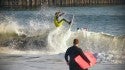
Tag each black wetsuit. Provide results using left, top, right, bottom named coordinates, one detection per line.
left=65, top=46, right=90, bottom=70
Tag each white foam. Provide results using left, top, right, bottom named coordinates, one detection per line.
left=0, top=17, right=19, bottom=34
left=47, top=27, right=72, bottom=54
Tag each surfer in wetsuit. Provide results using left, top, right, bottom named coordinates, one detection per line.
left=65, top=39, right=91, bottom=70
left=54, top=11, right=71, bottom=27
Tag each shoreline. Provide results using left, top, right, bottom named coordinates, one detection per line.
left=0, top=53, right=125, bottom=70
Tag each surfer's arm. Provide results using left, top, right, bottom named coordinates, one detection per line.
left=79, top=49, right=90, bottom=64
left=58, top=13, right=64, bottom=17
left=65, top=49, right=69, bottom=63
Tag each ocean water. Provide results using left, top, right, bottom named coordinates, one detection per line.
left=0, top=54, right=125, bottom=70
left=0, top=5, right=125, bottom=70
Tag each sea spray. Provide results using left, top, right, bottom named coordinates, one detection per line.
left=0, top=16, right=19, bottom=34
left=0, top=6, right=125, bottom=64
left=47, top=26, right=72, bottom=53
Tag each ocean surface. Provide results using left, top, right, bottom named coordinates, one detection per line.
left=0, top=5, right=125, bottom=70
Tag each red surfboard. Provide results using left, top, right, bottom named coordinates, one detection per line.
left=75, top=51, right=96, bottom=69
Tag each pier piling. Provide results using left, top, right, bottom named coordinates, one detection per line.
left=0, top=0, right=125, bottom=8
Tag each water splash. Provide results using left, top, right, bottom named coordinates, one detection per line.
left=0, top=6, right=125, bottom=64
left=47, top=27, right=72, bottom=53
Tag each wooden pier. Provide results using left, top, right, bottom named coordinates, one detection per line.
left=0, top=0, right=42, bottom=9
left=47, top=0, right=125, bottom=6
left=0, top=0, right=125, bottom=8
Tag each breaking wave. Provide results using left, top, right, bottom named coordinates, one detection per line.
left=0, top=8, right=125, bottom=64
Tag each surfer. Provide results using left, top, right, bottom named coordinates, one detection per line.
left=65, top=39, right=91, bottom=70
left=54, top=11, right=71, bottom=27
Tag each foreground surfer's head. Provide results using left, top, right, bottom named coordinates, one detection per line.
left=73, top=39, right=79, bottom=46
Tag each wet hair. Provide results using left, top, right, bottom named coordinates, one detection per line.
left=73, top=39, right=79, bottom=44
left=55, top=12, right=60, bottom=15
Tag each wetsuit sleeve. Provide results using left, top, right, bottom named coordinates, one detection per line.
left=58, top=13, right=64, bottom=17
left=65, top=49, right=69, bottom=62
left=79, top=48, right=90, bottom=63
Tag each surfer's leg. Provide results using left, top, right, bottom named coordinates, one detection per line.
left=59, top=19, right=71, bottom=25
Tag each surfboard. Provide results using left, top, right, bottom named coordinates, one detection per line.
left=75, top=51, right=96, bottom=69
left=69, top=15, right=74, bottom=29
left=62, top=14, right=74, bottom=30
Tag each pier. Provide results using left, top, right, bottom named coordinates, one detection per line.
left=0, top=0, right=42, bottom=9
left=47, top=0, right=125, bottom=6
left=0, top=0, right=125, bottom=8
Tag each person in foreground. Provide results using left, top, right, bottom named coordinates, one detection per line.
left=65, top=39, right=91, bottom=70
left=54, top=11, right=71, bottom=27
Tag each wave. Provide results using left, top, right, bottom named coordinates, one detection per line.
left=0, top=9, right=125, bottom=64
left=0, top=23, right=125, bottom=64
left=0, top=27, right=124, bottom=51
